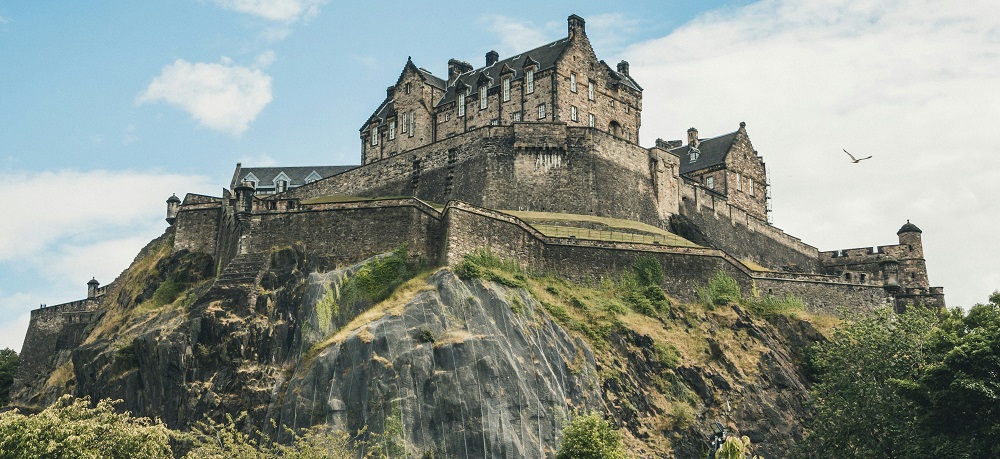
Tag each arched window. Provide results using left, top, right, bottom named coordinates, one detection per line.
left=608, top=120, right=622, bottom=137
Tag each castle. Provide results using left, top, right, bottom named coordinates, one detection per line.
left=15, top=14, right=944, bottom=399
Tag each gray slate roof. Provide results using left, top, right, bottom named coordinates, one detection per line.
left=237, top=165, right=358, bottom=189
left=437, top=38, right=573, bottom=107
left=672, top=131, right=739, bottom=175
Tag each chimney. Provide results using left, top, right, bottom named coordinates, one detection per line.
left=687, top=127, right=699, bottom=147
left=568, top=14, right=586, bottom=39
left=448, top=59, right=473, bottom=85
left=386, top=86, right=395, bottom=99
left=617, top=60, right=630, bottom=76
left=486, top=50, right=499, bottom=66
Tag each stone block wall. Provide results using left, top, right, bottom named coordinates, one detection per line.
left=173, top=196, right=222, bottom=255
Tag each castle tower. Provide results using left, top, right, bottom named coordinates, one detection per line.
left=896, top=220, right=929, bottom=289
left=234, top=181, right=256, bottom=214
left=166, top=194, right=181, bottom=225
left=87, top=278, right=100, bottom=299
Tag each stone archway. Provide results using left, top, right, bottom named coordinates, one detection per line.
left=608, top=120, right=622, bottom=137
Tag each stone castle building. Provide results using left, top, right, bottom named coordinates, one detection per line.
left=16, top=14, right=945, bottom=404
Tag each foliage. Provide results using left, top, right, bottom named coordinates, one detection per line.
left=795, top=306, right=940, bottom=458
left=453, top=249, right=527, bottom=288
left=183, top=412, right=356, bottom=459
left=747, top=293, right=804, bottom=318
left=632, top=256, right=664, bottom=287
left=415, top=327, right=435, bottom=344
left=700, top=271, right=742, bottom=307
left=555, top=411, right=627, bottom=459
left=0, top=348, right=18, bottom=406
left=316, top=247, right=413, bottom=333
left=653, top=343, right=680, bottom=369
left=716, top=435, right=763, bottom=459
left=0, top=395, right=173, bottom=459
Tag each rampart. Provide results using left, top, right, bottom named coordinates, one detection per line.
left=673, top=178, right=819, bottom=271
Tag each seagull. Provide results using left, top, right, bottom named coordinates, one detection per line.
left=843, top=149, right=872, bottom=163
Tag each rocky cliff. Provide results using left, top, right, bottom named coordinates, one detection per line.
left=12, top=230, right=827, bottom=457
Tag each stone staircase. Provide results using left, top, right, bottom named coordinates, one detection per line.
left=205, top=252, right=269, bottom=305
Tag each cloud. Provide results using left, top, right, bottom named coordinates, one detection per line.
left=625, top=0, right=1000, bottom=308
left=137, top=53, right=274, bottom=135
left=212, top=0, right=326, bottom=23
left=581, top=13, right=642, bottom=55
left=480, top=15, right=561, bottom=57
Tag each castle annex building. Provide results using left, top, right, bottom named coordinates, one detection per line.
left=17, top=14, right=945, bottom=404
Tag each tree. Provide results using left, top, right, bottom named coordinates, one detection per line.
left=0, top=348, right=17, bottom=406
left=556, top=411, right=627, bottom=459
left=796, top=306, right=939, bottom=458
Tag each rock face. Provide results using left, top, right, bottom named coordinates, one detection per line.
left=13, top=241, right=822, bottom=457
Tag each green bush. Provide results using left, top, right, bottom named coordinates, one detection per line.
left=749, top=293, right=804, bottom=317
left=453, top=249, right=528, bottom=288
left=702, top=270, right=742, bottom=306
left=556, top=411, right=627, bottom=459
left=632, top=256, right=664, bottom=287
left=653, top=343, right=681, bottom=369
left=0, top=348, right=18, bottom=406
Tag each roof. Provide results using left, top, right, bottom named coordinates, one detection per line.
left=601, top=60, right=642, bottom=92
left=437, top=37, right=573, bottom=107
left=897, top=220, right=922, bottom=234
left=672, top=131, right=740, bottom=175
left=237, top=166, right=358, bottom=188
left=417, top=67, right=446, bottom=90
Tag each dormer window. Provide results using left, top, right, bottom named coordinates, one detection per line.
left=304, top=171, right=322, bottom=184
left=479, top=85, right=488, bottom=109
left=689, top=147, right=700, bottom=163
left=273, top=172, right=291, bottom=193
left=570, top=73, right=577, bottom=92
left=526, top=69, right=534, bottom=94
left=458, top=92, right=466, bottom=117
left=502, top=77, right=511, bottom=102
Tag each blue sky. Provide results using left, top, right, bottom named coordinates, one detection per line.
left=2, top=0, right=998, bottom=351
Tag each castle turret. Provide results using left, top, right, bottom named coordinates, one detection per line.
left=87, top=278, right=100, bottom=299
left=166, top=194, right=181, bottom=225
left=897, top=220, right=923, bottom=257
left=896, top=220, right=930, bottom=290
left=687, top=127, right=699, bottom=147
left=234, top=180, right=256, bottom=214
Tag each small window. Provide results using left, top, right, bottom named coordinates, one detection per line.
left=405, top=82, right=411, bottom=94
left=401, top=113, right=408, bottom=133
left=571, top=105, right=578, bottom=122
left=588, top=81, right=594, bottom=100
left=512, top=111, right=521, bottom=122
left=491, top=118, right=499, bottom=126
left=408, top=112, right=415, bottom=137
left=736, top=172, right=742, bottom=192
left=479, top=85, right=488, bottom=109
left=502, top=77, right=511, bottom=102
left=845, top=273, right=852, bottom=281
left=706, top=176, right=714, bottom=189
left=526, top=69, right=534, bottom=93
left=588, top=113, right=595, bottom=127
left=389, top=120, right=396, bottom=140
left=689, top=148, right=699, bottom=163
left=275, top=179, right=289, bottom=193
left=371, top=126, right=378, bottom=146
left=458, top=93, right=466, bottom=117
left=537, top=103, right=546, bottom=119
left=748, top=179, right=754, bottom=196
left=860, top=273, right=867, bottom=282
left=445, top=113, right=451, bottom=121
left=625, top=105, right=630, bottom=114
left=570, top=73, right=577, bottom=92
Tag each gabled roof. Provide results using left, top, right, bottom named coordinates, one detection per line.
left=601, top=60, right=642, bottom=92
left=436, top=37, right=573, bottom=107
left=672, top=131, right=740, bottom=175
left=237, top=166, right=358, bottom=189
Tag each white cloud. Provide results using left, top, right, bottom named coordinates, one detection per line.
left=626, top=0, right=1000, bottom=308
left=581, top=13, right=642, bottom=55
left=137, top=54, right=274, bottom=135
left=238, top=153, right=278, bottom=167
left=480, top=15, right=561, bottom=57
left=212, top=0, right=326, bottom=23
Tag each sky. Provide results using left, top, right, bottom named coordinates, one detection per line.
left=1, top=0, right=998, bottom=351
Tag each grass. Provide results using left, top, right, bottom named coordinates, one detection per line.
left=499, top=210, right=700, bottom=248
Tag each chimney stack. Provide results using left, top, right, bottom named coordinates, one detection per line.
left=617, top=60, right=630, bottom=76
left=687, top=127, right=699, bottom=147
left=386, top=86, right=395, bottom=99
left=568, top=14, right=586, bottom=39
left=448, top=59, right=473, bottom=85
left=486, top=50, right=499, bottom=66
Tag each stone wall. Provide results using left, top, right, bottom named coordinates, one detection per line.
left=10, top=299, right=102, bottom=405
left=173, top=195, right=222, bottom=255
left=674, top=180, right=819, bottom=271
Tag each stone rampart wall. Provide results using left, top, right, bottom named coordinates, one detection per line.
left=173, top=200, right=221, bottom=255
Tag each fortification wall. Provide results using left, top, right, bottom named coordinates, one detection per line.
left=246, top=199, right=444, bottom=266
left=173, top=197, right=221, bottom=255
left=11, top=299, right=102, bottom=405
left=753, top=278, right=890, bottom=316
left=674, top=181, right=819, bottom=271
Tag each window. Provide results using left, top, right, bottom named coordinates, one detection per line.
left=389, top=120, right=396, bottom=140
left=588, top=113, right=595, bottom=127
left=706, top=176, right=714, bottom=189
left=401, top=113, right=408, bottom=133
left=588, top=81, right=594, bottom=100
left=571, top=105, right=578, bottom=122
left=689, top=148, right=700, bottom=163
left=526, top=69, right=534, bottom=93
left=408, top=112, right=415, bottom=137
left=748, top=178, right=754, bottom=196
left=479, top=85, right=487, bottom=109
left=537, top=103, right=546, bottom=119
left=275, top=180, right=288, bottom=193
left=736, top=172, right=742, bottom=192
left=405, top=82, right=411, bottom=94
left=502, top=77, right=510, bottom=102
left=491, top=118, right=499, bottom=126
left=625, top=105, right=630, bottom=114
left=512, top=111, right=521, bottom=122
left=570, top=73, right=577, bottom=92
left=445, top=113, right=451, bottom=121
left=371, top=126, right=378, bottom=146
left=458, top=92, right=466, bottom=117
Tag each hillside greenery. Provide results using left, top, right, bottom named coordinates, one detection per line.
left=0, top=348, right=18, bottom=406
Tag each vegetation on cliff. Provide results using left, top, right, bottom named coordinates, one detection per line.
left=0, top=348, right=18, bottom=406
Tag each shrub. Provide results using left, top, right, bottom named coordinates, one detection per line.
left=703, top=270, right=742, bottom=306
left=416, top=327, right=435, bottom=343
left=653, top=343, right=681, bottom=369
left=632, top=256, right=664, bottom=287
left=749, top=293, right=805, bottom=317
left=556, top=411, right=627, bottom=459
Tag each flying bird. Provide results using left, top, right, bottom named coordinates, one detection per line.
left=843, top=149, right=872, bottom=163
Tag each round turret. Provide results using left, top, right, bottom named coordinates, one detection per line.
left=896, top=219, right=924, bottom=259
left=87, top=278, right=100, bottom=299
left=166, top=194, right=181, bottom=225
left=234, top=180, right=256, bottom=214
left=896, top=220, right=922, bottom=235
